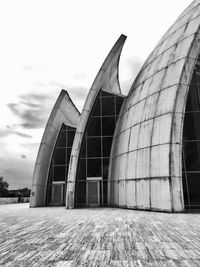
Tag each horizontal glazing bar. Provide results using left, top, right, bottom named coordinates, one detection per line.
left=80, top=157, right=110, bottom=160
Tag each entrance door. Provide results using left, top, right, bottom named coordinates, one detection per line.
left=52, top=183, right=64, bottom=206
left=87, top=180, right=100, bottom=207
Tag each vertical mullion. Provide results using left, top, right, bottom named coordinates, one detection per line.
left=65, top=127, right=67, bottom=183
left=52, top=157, right=55, bottom=203
left=195, top=70, right=200, bottom=107
left=100, top=91, right=104, bottom=206
left=86, top=126, right=88, bottom=207
left=65, top=127, right=68, bottom=204
left=114, top=95, right=117, bottom=123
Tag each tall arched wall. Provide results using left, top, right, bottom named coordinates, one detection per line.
left=66, top=35, right=126, bottom=208
left=109, top=0, right=200, bottom=212
left=30, top=90, right=80, bottom=207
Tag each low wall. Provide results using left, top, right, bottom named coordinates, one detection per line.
left=0, top=197, right=30, bottom=204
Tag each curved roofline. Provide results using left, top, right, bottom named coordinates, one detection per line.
left=108, top=2, right=200, bottom=212
left=92, top=34, right=127, bottom=94
left=60, top=89, right=81, bottom=116
left=66, top=34, right=127, bottom=209
left=30, top=89, right=80, bottom=207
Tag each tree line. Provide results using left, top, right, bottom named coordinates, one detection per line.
left=0, top=179, right=31, bottom=198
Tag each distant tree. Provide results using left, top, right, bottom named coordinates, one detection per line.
left=18, top=187, right=31, bottom=197
left=0, top=180, right=9, bottom=197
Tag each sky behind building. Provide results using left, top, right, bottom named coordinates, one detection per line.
left=0, top=0, right=192, bottom=189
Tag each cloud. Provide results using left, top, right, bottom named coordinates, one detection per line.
left=7, top=93, right=51, bottom=129
left=20, top=142, right=39, bottom=150
left=35, top=82, right=89, bottom=111
left=120, top=56, right=143, bottom=94
left=70, top=86, right=88, bottom=99
left=46, top=82, right=89, bottom=102
left=126, top=57, right=143, bottom=75
left=14, top=131, right=32, bottom=138
left=22, top=65, right=33, bottom=71
left=32, top=81, right=89, bottom=112
left=20, top=142, right=39, bottom=147
left=73, top=73, right=87, bottom=80
left=0, top=126, right=32, bottom=139
left=49, top=81, right=67, bottom=89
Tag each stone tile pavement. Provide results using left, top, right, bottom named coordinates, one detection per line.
left=0, top=204, right=200, bottom=266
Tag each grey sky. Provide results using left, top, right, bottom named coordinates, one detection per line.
left=0, top=0, right=192, bottom=189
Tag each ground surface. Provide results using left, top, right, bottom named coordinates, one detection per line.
left=0, top=204, right=200, bottom=267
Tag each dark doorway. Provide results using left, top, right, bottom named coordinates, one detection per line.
left=51, top=183, right=65, bottom=206
left=87, top=179, right=100, bottom=207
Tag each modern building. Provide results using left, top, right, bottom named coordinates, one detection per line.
left=30, top=0, right=200, bottom=212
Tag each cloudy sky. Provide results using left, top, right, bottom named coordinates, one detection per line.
left=0, top=0, right=192, bottom=189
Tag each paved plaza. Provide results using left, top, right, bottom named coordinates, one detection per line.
left=0, top=204, right=200, bottom=266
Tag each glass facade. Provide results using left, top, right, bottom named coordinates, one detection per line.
left=46, top=124, right=76, bottom=206
left=75, top=90, right=124, bottom=207
left=182, top=59, right=200, bottom=209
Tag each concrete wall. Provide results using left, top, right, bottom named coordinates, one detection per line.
left=30, top=90, right=80, bottom=207
left=66, top=35, right=126, bottom=208
left=109, top=0, right=200, bottom=212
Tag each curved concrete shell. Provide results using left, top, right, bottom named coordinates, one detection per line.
left=109, top=0, right=200, bottom=212
left=66, top=34, right=127, bottom=208
left=30, top=90, right=80, bottom=207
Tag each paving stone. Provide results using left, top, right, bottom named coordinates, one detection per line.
left=1, top=204, right=200, bottom=266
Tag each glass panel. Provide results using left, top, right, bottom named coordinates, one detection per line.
left=103, top=137, right=113, bottom=157
left=87, top=137, right=101, bottom=158
left=101, top=97, right=115, bottom=116
left=67, top=131, right=75, bottom=147
left=116, top=96, right=124, bottom=115
left=182, top=172, right=189, bottom=208
left=183, top=141, right=200, bottom=171
left=196, top=73, right=200, bottom=85
left=53, top=166, right=66, bottom=181
left=101, top=91, right=113, bottom=97
left=67, top=126, right=76, bottom=131
left=62, top=125, right=67, bottom=130
left=56, top=131, right=66, bottom=147
left=87, top=159, right=102, bottom=177
left=75, top=181, right=86, bottom=206
left=65, top=165, right=69, bottom=179
left=103, top=181, right=107, bottom=205
left=91, top=98, right=100, bottom=116
left=54, top=148, right=66, bottom=165
left=102, top=116, right=115, bottom=136
left=185, top=85, right=200, bottom=112
left=88, top=181, right=99, bottom=205
left=184, top=113, right=200, bottom=140
left=103, top=158, right=109, bottom=180
left=52, top=184, right=63, bottom=204
left=79, top=139, right=86, bottom=158
left=77, top=159, right=86, bottom=181
left=87, top=117, right=101, bottom=136
left=185, top=173, right=200, bottom=208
